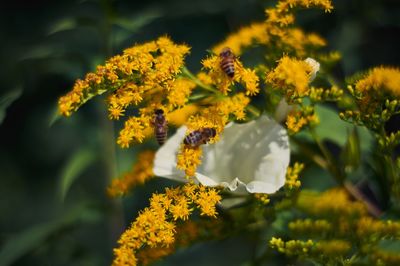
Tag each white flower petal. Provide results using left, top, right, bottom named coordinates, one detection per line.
left=153, top=115, right=290, bottom=194
left=305, top=57, right=320, bottom=82
left=153, top=126, right=187, bottom=181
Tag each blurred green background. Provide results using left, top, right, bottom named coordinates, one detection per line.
left=0, top=0, right=399, bottom=265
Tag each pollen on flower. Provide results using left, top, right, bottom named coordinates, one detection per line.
left=107, top=150, right=155, bottom=197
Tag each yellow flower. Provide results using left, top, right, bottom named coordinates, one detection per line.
left=315, top=240, right=351, bottom=256
left=297, top=188, right=368, bottom=218
left=286, top=108, right=318, bottom=134
left=167, top=104, right=199, bottom=126
left=355, top=66, right=400, bottom=97
left=177, top=146, right=203, bottom=177
left=266, top=55, right=313, bottom=97
left=285, top=162, right=304, bottom=189
left=201, top=55, right=260, bottom=96
left=117, top=115, right=151, bottom=148
left=167, top=78, right=196, bottom=107
left=192, top=188, right=221, bottom=217
left=213, top=22, right=270, bottom=55
left=107, top=150, right=155, bottom=197
left=288, top=219, right=332, bottom=235
left=169, top=197, right=191, bottom=220
left=112, top=184, right=221, bottom=266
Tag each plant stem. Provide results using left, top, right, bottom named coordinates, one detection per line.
left=309, top=126, right=345, bottom=185
left=181, top=66, right=220, bottom=94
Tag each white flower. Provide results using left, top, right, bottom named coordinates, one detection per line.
left=305, top=57, right=320, bottom=82
left=153, top=115, right=290, bottom=194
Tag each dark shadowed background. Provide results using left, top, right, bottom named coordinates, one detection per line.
left=0, top=0, right=399, bottom=265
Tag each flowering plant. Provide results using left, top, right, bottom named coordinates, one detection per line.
left=57, top=0, right=400, bottom=265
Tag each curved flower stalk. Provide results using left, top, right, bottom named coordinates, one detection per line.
left=153, top=115, right=290, bottom=194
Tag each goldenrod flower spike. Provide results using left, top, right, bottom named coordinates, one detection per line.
left=153, top=115, right=290, bottom=194
left=355, top=66, right=400, bottom=97
left=58, top=36, right=190, bottom=117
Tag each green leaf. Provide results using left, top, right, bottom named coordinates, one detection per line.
left=0, top=87, right=22, bottom=125
left=314, top=104, right=372, bottom=151
left=59, top=148, right=97, bottom=201
left=48, top=103, right=62, bottom=127
left=47, top=18, right=78, bottom=35
left=112, top=9, right=162, bottom=32
left=0, top=203, right=100, bottom=266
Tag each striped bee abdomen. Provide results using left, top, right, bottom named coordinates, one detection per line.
left=219, top=47, right=235, bottom=78
left=183, top=127, right=216, bottom=147
left=183, top=130, right=203, bottom=147
left=153, top=109, right=168, bottom=146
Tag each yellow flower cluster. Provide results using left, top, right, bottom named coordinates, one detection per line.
left=314, top=240, right=351, bottom=257
left=266, top=55, right=314, bottom=99
left=136, top=218, right=224, bottom=265
left=117, top=115, right=151, bottom=148
left=308, top=86, right=344, bottom=102
left=59, top=36, right=190, bottom=117
left=107, top=150, right=155, bottom=197
left=356, top=217, right=400, bottom=239
left=177, top=146, right=203, bottom=177
left=213, top=22, right=269, bottom=55
left=288, top=219, right=332, bottom=235
left=285, top=162, right=304, bottom=189
left=274, top=188, right=400, bottom=264
left=167, top=78, right=197, bottom=107
left=297, top=188, right=368, bottom=218
left=266, top=0, right=333, bottom=27
left=212, top=0, right=332, bottom=58
left=166, top=104, right=199, bottom=126
left=112, top=183, right=221, bottom=266
left=270, top=237, right=351, bottom=259
left=372, top=249, right=400, bottom=266
left=270, top=237, right=314, bottom=256
left=355, top=66, right=400, bottom=97
left=201, top=55, right=259, bottom=95
left=342, top=67, right=400, bottom=130
left=286, top=107, right=319, bottom=134
left=254, top=193, right=270, bottom=205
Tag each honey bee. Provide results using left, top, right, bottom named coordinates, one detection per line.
left=219, top=47, right=235, bottom=78
left=153, top=109, right=168, bottom=145
left=184, top=127, right=216, bottom=147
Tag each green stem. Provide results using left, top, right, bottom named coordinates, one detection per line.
left=309, top=126, right=344, bottom=185
left=181, top=66, right=220, bottom=94
left=247, top=104, right=261, bottom=117
left=309, top=125, right=382, bottom=216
